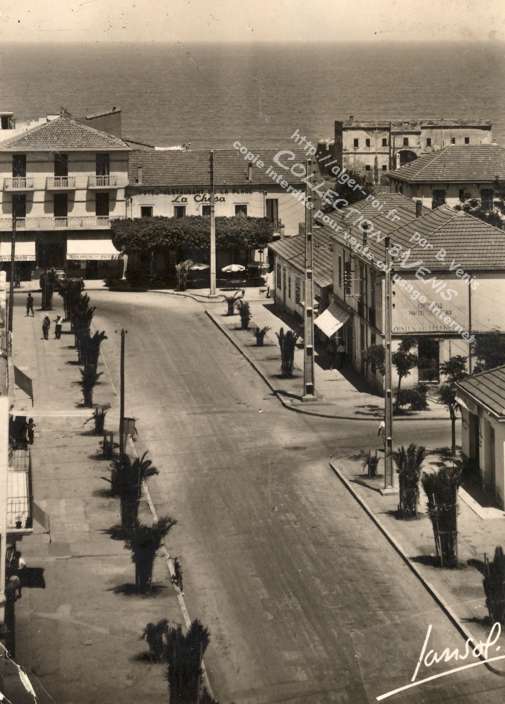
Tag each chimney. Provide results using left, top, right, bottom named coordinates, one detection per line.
left=137, top=166, right=143, bottom=185
left=415, top=200, right=423, bottom=217
left=247, top=163, right=253, bottom=182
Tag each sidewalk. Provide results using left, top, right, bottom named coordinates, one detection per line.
left=11, top=299, right=182, bottom=704
left=331, top=453, right=505, bottom=667
left=205, top=291, right=449, bottom=422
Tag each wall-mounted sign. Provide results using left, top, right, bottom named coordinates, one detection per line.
left=172, top=194, right=226, bottom=204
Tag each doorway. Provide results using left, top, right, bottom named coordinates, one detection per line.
left=418, top=338, right=439, bottom=382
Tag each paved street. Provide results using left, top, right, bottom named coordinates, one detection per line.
left=89, top=290, right=504, bottom=704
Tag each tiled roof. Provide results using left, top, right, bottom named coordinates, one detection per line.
left=387, top=144, right=505, bottom=183
left=0, top=116, right=130, bottom=151
left=128, top=149, right=307, bottom=188
left=268, top=230, right=334, bottom=288
left=317, top=194, right=505, bottom=272
left=457, top=366, right=505, bottom=419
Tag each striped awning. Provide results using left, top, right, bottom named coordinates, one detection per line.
left=0, top=235, right=35, bottom=261
left=67, top=236, right=120, bottom=261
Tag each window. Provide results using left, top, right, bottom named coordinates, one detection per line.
left=1, top=116, right=10, bottom=130
left=459, top=189, right=465, bottom=203
left=95, top=192, right=110, bottom=217
left=382, top=138, right=388, bottom=147
left=54, top=153, right=68, bottom=177
left=465, top=137, right=470, bottom=145
left=481, top=189, right=494, bottom=210
left=12, top=194, right=26, bottom=218
left=295, top=278, right=301, bottom=304
left=266, top=198, right=279, bottom=225
left=403, top=137, right=409, bottom=147
left=426, top=137, right=432, bottom=147
left=96, top=153, right=110, bottom=176
left=174, top=205, right=186, bottom=218
left=338, top=256, right=342, bottom=288
left=381, top=164, right=387, bottom=171
left=451, top=137, right=456, bottom=145
left=12, top=154, right=26, bottom=178
left=235, top=204, right=248, bottom=217
left=432, top=189, right=446, bottom=209
left=141, top=206, right=153, bottom=218
left=53, top=193, right=68, bottom=217
left=353, top=138, right=359, bottom=148
left=202, top=205, right=211, bottom=216
left=365, top=138, right=371, bottom=147
left=365, top=165, right=371, bottom=171
left=276, top=264, right=282, bottom=289
left=288, top=276, right=292, bottom=299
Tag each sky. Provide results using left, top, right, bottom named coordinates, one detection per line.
left=0, top=0, right=504, bottom=43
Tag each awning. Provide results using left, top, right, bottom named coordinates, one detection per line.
left=0, top=235, right=35, bottom=261
left=314, top=302, right=350, bottom=338
left=67, top=236, right=120, bottom=261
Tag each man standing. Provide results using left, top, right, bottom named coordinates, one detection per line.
left=26, top=292, right=34, bottom=317
left=336, top=340, right=346, bottom=369
left=54, top=315, right=63, bottom=339
left=42, top=316, right=50, bottom=340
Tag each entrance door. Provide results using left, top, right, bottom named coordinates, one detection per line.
left=485, top=422, right=496, bottom=494
left=418, top=338, right=439, bottom=382
left=469, top=413, right=480, bottom=469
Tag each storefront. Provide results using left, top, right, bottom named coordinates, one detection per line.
left=0, top=234, right=36, bottom=281
left=66, top=235, right=122, bottom=279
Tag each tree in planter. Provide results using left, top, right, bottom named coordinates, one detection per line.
left=238, top=300, right=251, bottom=330
left=394, top=444, right=426, bottom=519
left=472, top=332, right=505, bottom=373
left=79, top=366, right=102, bottom=407
left=126, top=516, right=177, bottom=593
left=166, top=619, right=218, bottom=704
left=254, top=326, right=270, bottom=346
left=483, top=546, right=505, bottom=626
left=84, top=405, right=109, bottom=435
left=438, top=355, right=467, bottom=456
left=396, top=385, right=429, bottom=411
left=422, top=465, right=462, bottom=567
left=116, top=453, right=159, bottom=534
left=392, top=339, right=418, bottom=412
left=276, top=327, right=299, bottom=377
left=363, top=450, right=379, bottom=478
left=223, top=289, right=244, bottom=316
left=82, top=330, right=108, bottom=369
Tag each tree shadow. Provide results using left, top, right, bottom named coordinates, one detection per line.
left=468, top=558, right=487, bottom=576
left=88, top=452, right=107, bottom=462
left=109, top=583, right=167, bottom=597
left=410, top=554, right=441, bottom=568
left=92, top=487, right=115, bottom=499
left=462, top=615, right=492, bottom=627
left=101, top=524, right=127, bottom=541
left=130, top=651, right=162, bottom=664
left=20, top=567, right=45, bottom=589
left=66, top=360, right=82, bottom=366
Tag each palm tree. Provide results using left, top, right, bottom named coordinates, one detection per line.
left=276, top=327, right=299, bottom=377
left=483, top=547, right=505, bottom=626
left=115, top=452, right=159, bottom=533
left=127, top=516, right=177, bottom=593
left=166, top=619, right=212, bottom=704
left=79, top=366, right=102, bottom=407
left=422, top=465, right=462, bottom=567
left=394, top=444, right=426, bottom=519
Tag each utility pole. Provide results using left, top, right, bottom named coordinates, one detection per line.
left=209, top=150, right=216, bottom=296
left=119, top=329, right=127, bottom=460
left=303, top=159, right=315, bottom=400
left=8, top=214, right=16, bottom=334
left=383, top=237, right=394, bottom=491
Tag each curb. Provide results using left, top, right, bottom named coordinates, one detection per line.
left=328, top=459, right=505, bottom=678
left=149, top=289, right=225, bottom=304
left=205, top=309, right=450, bottom=423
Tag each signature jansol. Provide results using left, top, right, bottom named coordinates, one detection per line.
left=377, top=622, right=504, bottom=701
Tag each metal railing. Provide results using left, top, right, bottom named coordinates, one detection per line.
left=88, top=174, right=119, bottom=188
left=46, top=176, right=76, bottom=189
left=7, top=448, right=32, bottom=532
left=3, top=177, right=34, bottom=191
left=0, top=215, right=111, bottom=230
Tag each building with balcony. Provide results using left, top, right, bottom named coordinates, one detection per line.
left=0, top=112, right=129, bottom=278
left=386, top=144, right=505, bottom=210
left=333, top=117, right=493, bottom=184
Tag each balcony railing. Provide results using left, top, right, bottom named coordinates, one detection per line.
left=7, top=448, right=32, bottom=535
left=3, top=177, right=35, bottom=191
left=0, top=216, right=111, bottom=231
left=88, top=175, right=119, bottom=188
left=46, top=176, right=76, bottom=190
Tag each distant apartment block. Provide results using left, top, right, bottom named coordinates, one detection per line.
left=333, top=117, right=493, bottom=183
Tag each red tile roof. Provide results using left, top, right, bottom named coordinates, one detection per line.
left=0, top=116, right=130, bottom=152
left=387, top=144, right=505, bottom=183
left=128, top=148, right=307, bottom=189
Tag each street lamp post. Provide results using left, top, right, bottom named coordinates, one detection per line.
left=383, top=236, right=394, bottom=491
left=8, top=214, right=16, bottom=335
left=209, top=150, right=216, bottom=296
left=302, top=159, right=316, bottom=400
left=119, top=328, right=127, bottom=460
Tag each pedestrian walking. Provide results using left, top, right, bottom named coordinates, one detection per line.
left=42, top=316, right=50, bottom=340
left=27, top=418, right=36, bottom=445
left=172, top=557, right=184, bottom=594
left=54, top=315, right=63, bottom=339
left=336, top=340, right=346, bottom=369
left=377, top=420, right=385, bottom=440
left=26, top=292, right=34, bottom=317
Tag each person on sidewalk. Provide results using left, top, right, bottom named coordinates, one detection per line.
left=54, top=315, right=63, bottom=339
left=27, top=418, right=36, bottom=445
left=42, top=316, right=50, bottom=340
left=336, top=341, right=346, bottom=369
left=26, top=292, right=34, bottom=317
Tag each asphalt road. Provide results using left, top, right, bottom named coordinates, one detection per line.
left=92, top=290, right=504, bottom=704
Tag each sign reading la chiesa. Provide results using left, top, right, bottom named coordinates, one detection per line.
left=172, top=194, right=226, bottom=203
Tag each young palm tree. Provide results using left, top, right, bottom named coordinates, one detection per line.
left=79, top=366, right=102, bottom=407
left=276, top=327, right=299, bottom=377
left=127, top=516, right=177, bottom=593
left=422, top=465, right=462, bottom=567
left=483, top=547, right=505, bottom=626
left=394, top=444, right=426, bottom=519
left=166, top=619, right=213, bottom=704
left=116, top=452, right=159, bottom=534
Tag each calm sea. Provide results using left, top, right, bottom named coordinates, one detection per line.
left=1, top=41, right=504, bottom=149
